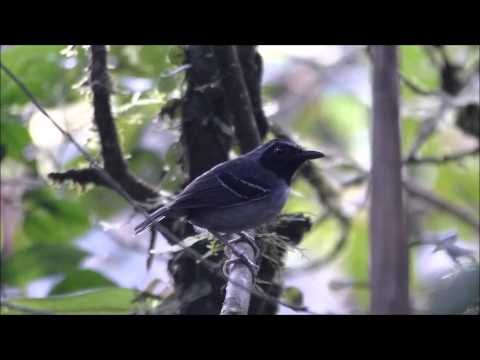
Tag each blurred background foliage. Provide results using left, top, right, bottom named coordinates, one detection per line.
left=1, top=45, right=478, bottom=314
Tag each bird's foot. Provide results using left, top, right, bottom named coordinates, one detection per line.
left=215, top=232, right=260, bottom=279
left=226, top=231, right=261, bottom=260
left=222, top=255, right=260, bottom=279
left=218, top=233, right=258, bottom=278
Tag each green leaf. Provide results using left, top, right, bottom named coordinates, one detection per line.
left=161, top=142, right=186, bottom=192
left=1, top=288, right=138, bottom=315
left=282, top=287, right=304, bottom=307
left=401, top=116, right=421, bottom=154
left=114, top=99, right=163, bottom=152
left=283, top=177, right=322, bottom=216
left=295, top=95, right=369, bottom=159
left=50, top=269, right=116, bottom=295
left=300, top=217, right=340, bottom=256
left=167, top=46, right=185, bottom=66
left=0, top=118, right=32, bottom=161
left=1, top=45, right=84, bottom=107
left=113, top=46, right=178, bottom=93
left=2, top=244, right=87, bottom=287
left=434, top=159, right=479, bottom=212
left=81, top=186, right=128, bottom=219
left=128, top=149, right=164, bottom=185
left=111, top=46, right=170, bottom=78
left=23, top=189, right=90, bottom=244
left=400, top=46, right=440, bottom=97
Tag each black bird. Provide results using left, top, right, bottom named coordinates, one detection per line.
left=135, top=138, right=324, bottom=274
left=134, top=138, right=324, bottom=237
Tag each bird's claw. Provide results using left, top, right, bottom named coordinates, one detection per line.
left=216, top=231, right=260, bottom=279
left=222, top=256, right=260, bottom=279
left=226, top=231, right=261, bottom=260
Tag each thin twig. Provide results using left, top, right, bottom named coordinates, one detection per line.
left=399, top=72, right=438, bottom=96
left=403, top=180, right=480, bottom=230
left=404, top=146, right=480, bottom=165
left=406, top=93, right=451, bottom=160
left=342, top=171, right=480, bottom=231
left=146, top=230, right=158, bottom=270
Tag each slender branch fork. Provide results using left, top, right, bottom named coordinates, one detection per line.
left=0, top=48, right=311, bottom=315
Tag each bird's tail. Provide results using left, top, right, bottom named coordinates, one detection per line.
left=134, top=206, right=169, bottom=236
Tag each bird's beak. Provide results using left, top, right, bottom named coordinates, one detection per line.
left=301, top=150, right=325, bottom=160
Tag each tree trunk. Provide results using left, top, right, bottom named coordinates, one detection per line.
left=369, top=45, right=410, bottom=314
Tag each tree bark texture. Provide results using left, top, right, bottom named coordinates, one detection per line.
left=369, top=45, right=410, bottom=314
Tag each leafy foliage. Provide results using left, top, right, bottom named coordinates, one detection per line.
left=1, top=45, right=86, bottom=106
left=50, top=269, right=116, bottom=295
left=0, top=117, right=32, bottom=162
left=23, top=188, right=91, bottom=244
left=3, top=244, right=87, bottom=286
left=1, top=288, right=138, bottom=315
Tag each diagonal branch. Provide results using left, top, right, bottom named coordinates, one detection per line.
left=404, top=146, right=480, bottom=165
left=399, top=72, right=438, bottom=96
left=405, top=94, right=451, bottom=160
left=403, top=180, right=480, bottom=230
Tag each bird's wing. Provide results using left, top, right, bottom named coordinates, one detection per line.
left=171, top=158, right=272, bottom=211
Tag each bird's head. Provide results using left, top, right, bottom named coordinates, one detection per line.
left=250, top=138, right=325, bottom=183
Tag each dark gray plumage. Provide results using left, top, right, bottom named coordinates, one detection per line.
left=134, top=138, right=324, bottom=236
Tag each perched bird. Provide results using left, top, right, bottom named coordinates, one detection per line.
left=135, top=138, right=324, bottom=238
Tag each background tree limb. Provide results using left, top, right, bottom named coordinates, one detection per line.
left=369, top=45, right=410, bottom=314
left=213, top=46, right=261, bottom=152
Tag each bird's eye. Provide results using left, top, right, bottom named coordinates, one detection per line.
left=274, top=146, right=285, bottom=155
